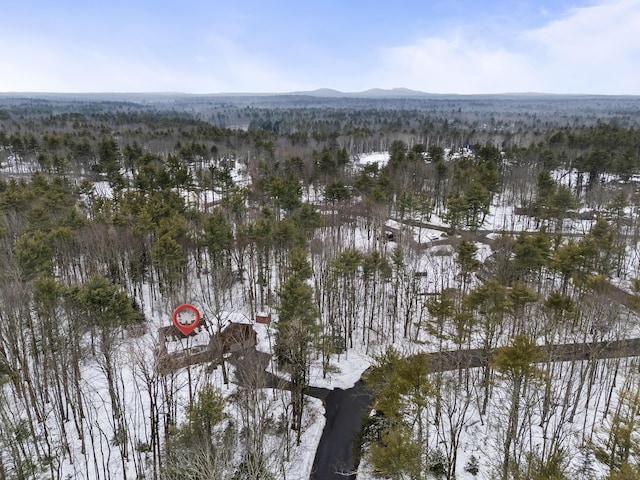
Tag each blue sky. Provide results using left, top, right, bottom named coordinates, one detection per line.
left=1, top=0, right=639, bottom=94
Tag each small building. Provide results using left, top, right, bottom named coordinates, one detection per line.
left=256, top=312, right=272, bottom=324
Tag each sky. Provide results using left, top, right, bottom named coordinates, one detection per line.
left=1, top=0, right=639, bottom=95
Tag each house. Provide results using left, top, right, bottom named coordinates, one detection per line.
left=156, top=320, right=257, bottom=374
left=210, top=322, right=257, bottom=355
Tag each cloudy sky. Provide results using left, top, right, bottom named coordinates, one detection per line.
left=1, top=0, right=639, bottom=94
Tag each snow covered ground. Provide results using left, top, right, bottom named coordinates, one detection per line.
left=355, top=152, right=390, bottom=168
left=4, top=151, right=640, bottom=480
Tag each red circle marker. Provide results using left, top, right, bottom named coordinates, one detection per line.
left=172, top=304, right=200, bottom=336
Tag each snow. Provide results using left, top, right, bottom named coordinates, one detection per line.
left=356, top=356, right=640, bottom=479
left=285, top=396, right=326, bottom=479
left=385, top=218, right=445, bottom=243
left=0, top=153, right=38, bottom=175
left=93, top=181, right=113, bottom=198
left=5, top=150, right=640, bottom=480
left=309, top=348, right=373, bottom=390
left=42, top=281, right=330, bottom=480
left=354, top=151, right=389, bottom=168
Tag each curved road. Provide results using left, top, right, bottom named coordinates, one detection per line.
left=227, top=350, right=371, bottom=479
left=308, top=337, right=640, bottom=480
left=310, top=381, right=372, bottom=480
left=227, top=334, right=640, bottom=479
left=307, top=217, right=640, bottom=479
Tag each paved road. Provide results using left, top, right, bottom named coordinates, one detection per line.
left=308, top=337, right=640, bottom=480
left=425, top=337, right=640, bottom=373
left=310, top=380, right=372, bottom=480
left=228, top=335, right=640, bottom=480
left=306, top=218, right=640, bottom=479
left=227, top=349, right=370, bottom=479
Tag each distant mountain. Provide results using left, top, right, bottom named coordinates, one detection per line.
left=287, top=87, right=437, bottom=98
left=298, top=88, right=347, bottom=97
left=358, top=87, right=434, bottom=97
left=284, top=88, right=627, bottom=99
left=3, top=90, right=633, bottom=105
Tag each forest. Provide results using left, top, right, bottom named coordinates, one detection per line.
left=2, top=93, right=640, bottom=479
